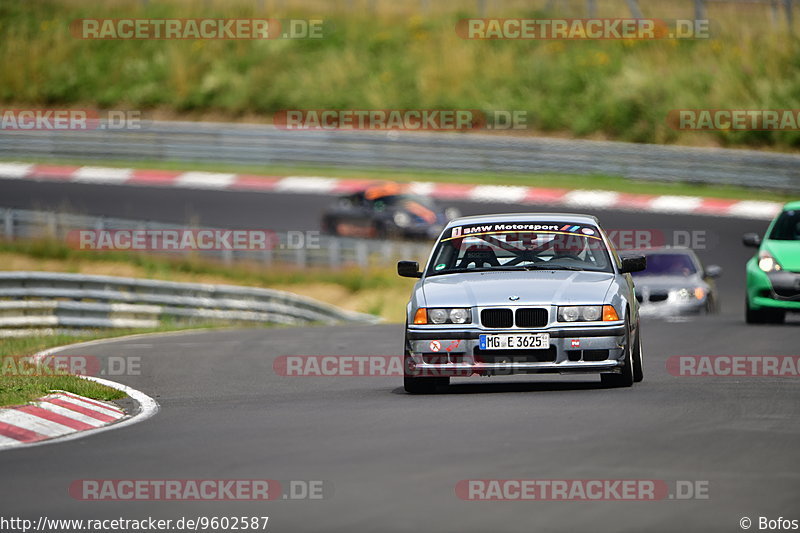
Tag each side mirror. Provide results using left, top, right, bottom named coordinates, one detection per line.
left=619, top=254, right=647, bottom=274
left=397, top=260, right=422, bottom=278
left=704, top=264, right=722, bottom=278
left=742, top=233, right=761, bottom=248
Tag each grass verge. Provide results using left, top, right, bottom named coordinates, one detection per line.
left=1, top=0, right=799, bottom=150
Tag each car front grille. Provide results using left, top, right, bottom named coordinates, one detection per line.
left=480, top=308, right=548, bottom=328
left=515, top=308, right=548, bottom=327
left=481, top=308, right=514, bottom=328
left=648, top=291, right=669, bottom=302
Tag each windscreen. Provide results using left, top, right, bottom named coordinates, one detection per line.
left=633, top=253, right=698, bottom=277
left=768, top=209, right=800, bottom=241
left=426, top=221, right=613, bottom=275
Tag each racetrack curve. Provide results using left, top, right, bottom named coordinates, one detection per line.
left=1, top=178, right=798, bottom=532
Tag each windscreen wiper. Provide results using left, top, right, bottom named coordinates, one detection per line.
left=523, top=264, right=584, bottom=271
left=441, top=266, right=530, bottom=274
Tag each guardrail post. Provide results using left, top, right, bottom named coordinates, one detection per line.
left=694, top=0, right=706, bottom=21
left=295, top=246, right=307, bottom=268
left=328, top=238, right=342, bottom=269
left=222, top=248, right=233, bottom=266
left=587, top=0, right=597, bottom=18
left=355, top=241, right=368, bottom=268
left=400, top=243, right=413, bottom=263
left=46, top=212, right=57, bottom=238
left=3, top=209, right=13, bottom=240
left=785, top=0, right=794, bottom=33
left=625, top=0, right=643, bottom=18
left=381, top=241, right=393, bottom=266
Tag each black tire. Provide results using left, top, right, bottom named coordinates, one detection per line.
left=321, top=216, right=338, bottom=236
left=746, top=297, right=785, bottom=324
left=403, top=345, right=449, bottom=394
left=705, top=294, right=717, bottom=314
left=770, top=309, right=787, bottom=324
left=601, top=316, right=634, bottom=388
left=746, top=296, right=764, bottom=324
left=632, top=321, right=644, bottom=383
left=404, top=375, right=448, bottom=394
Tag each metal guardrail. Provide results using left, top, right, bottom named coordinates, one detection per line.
left=0, top=271, right=378, bottom=337
left=2, top=121, right=799, bottom=191
left=0, top=208, right=431, bottom=269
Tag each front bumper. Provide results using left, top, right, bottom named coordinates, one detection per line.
left=746, top=260, right=800, bottom=311
left=638, top=300, right=706, bottom=317
left=406, top=323, right=626, bottom=377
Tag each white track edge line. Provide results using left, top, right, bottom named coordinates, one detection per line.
left=0, top=332, right=186, bottom=451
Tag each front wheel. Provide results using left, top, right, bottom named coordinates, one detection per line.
left=746, top=297, right=785, bottom=324
left=601, top=317, right=634, bottom=388
left=321, top=216, right=338, bottom=236
left=632, top=320, right=644, bottom=383
left=403, top=352, right=449, bottom=394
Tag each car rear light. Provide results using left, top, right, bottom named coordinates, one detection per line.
left=602, top=305, right=619, bottom=321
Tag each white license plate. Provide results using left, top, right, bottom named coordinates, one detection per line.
left=479, top=333, right=550, bottom=350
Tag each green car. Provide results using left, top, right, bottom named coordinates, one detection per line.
left=743, top=201, right=800, bottom=323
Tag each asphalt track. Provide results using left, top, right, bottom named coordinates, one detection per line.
left=1, top=178, right=798, bottom=533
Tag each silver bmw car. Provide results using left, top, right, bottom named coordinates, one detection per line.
left=398, top=213, right=646, bottom=393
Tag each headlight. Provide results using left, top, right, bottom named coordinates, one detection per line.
left=558, top=305, right=609, bottom=322
left=413, top=308, right=471, bottom=325
left=428, top=308, right=448, bottom=324
left=449, top=308, right=469, bottom=324
left=393, top=212, right=412, bottom=227
left=758, top=251, right=782, bottom=272
left=444, top=207, right=461, bottom=220
left=582, top=306, right=602, bottom=321
left=675, top=288, right=706, bottom=301
left=559, top=307, right=581, bottom=322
